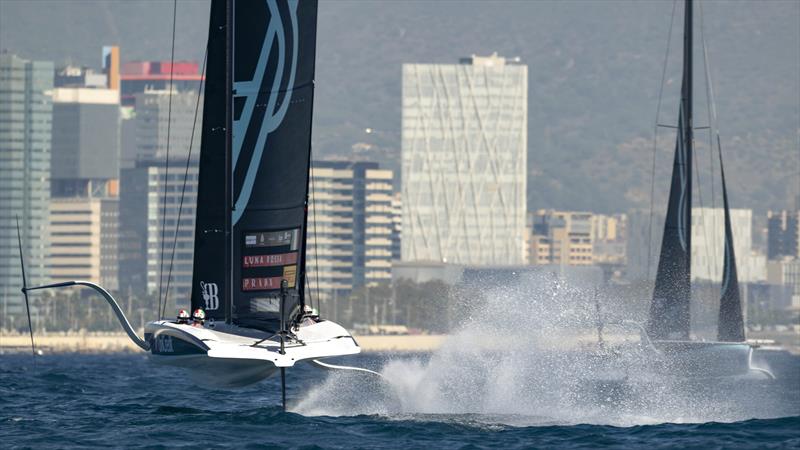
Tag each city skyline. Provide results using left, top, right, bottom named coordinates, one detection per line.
left=1, top=0, right=796, bottom=214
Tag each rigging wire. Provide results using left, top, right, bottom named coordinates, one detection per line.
left=699, top=1, right=722, bottom=284
left=646, top=0, right=678, bottom=281
left=161, top=50, right=208, bottom=319
left=157, top=0, right=178, bottom=320
left=310, top=160, right=322, bottom=315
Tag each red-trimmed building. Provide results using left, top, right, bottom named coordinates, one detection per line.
left=120, top=60, right=203, bottom=106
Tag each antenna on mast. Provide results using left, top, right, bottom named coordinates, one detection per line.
left=16, top=215, right=36, bottom=361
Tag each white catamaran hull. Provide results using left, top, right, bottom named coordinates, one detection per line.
left=144, top=319, right=361, bottom=387
left=648, top=340, right=755, bottom=378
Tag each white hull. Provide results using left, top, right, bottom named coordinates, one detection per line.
left=648, top=340, right=755, bottom=378
left=144, top=319, right=361, bottom=387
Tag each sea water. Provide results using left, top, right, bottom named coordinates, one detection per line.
left=2, top=279, right=798, bottom=448
left=0, top=351, right=797, bottom=449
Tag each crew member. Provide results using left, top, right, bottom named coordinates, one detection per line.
left=192, top=308, right=206, bottom=327
left=176, top=309, right=190, bottom=325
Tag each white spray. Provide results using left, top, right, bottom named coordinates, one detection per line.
left=294, top=273, right=779, bottom=425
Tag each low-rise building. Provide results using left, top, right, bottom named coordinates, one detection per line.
left=49, top=195, right=119, bottom=290
left=529, top=210, right=594, bottom=266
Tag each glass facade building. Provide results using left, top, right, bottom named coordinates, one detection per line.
left=401, top=53, right=528, bottom=266
left=0, top=53, right=53, bottom=321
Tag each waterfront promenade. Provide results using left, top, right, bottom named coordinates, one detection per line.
left=1, top=330, right=797, bottom=355
left=0, top=332, right=446, bottom=354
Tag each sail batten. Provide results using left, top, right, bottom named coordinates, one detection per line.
left=192, top=0, right=318, bottom=331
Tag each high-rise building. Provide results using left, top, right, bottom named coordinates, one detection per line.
left=306, top=161, right=396, bottom=300
left=691, top=207, right=765, bottom=283
left=0, top=52, right=53, bottom=319
left=50, top=87, right=120, bottom=196
left=391, top=193, right=402, bottom=261
left=49, top=196, right=119, bottom=290
left=126, top=89, right=203, bottom=166
left=360, top=164, right=394, bottom=287
left=118, top=158, right=198, bottom=304
left=625, top=209, right=664, bottom=282
left=118, top=88, right=202, bottom=300
left=144, top=159, right=199, bottom=305
left=401, top=53, right=527, bottom=266
left=767, top=210, right=799, bottom=260
left=766, top=258, right=800, bottom=310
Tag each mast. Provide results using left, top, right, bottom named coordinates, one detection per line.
left=224, top=0, right=234, bottom=324
left=648, top=0, right=693, bottom=340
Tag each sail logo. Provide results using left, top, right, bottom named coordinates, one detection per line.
left=200, top=281, right=220, bottom=310
left=231, top=0, right=300, bottom=226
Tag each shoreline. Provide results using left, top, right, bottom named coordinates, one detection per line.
left=1, top=331, right=797, bottom=355
left=0, top=332, right=447, bottom=354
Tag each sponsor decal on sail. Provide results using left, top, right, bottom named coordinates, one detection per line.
left=242, top=276, right=282, bottom=291
left=243, top=252, right=298, bottom=268
left=244, top=229, right=299, bottom=249
left=242, top=266, right=297, bottom=291
left=200, top=281, right=220, bottom=310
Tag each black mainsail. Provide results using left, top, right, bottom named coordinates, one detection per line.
left=648, top=0, right=746, bottom=343
left=647, top=0, right=693, bottom=341
left=191, top=0, right=317, bottom=331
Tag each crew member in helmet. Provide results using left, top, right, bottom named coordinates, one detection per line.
left=299, top=304, right=320, bottom=326
left=191, top=308, right=206, bottom=327
left=176, top=309, right=190, bottom=325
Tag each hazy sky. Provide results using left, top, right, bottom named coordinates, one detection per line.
left=1, top=0, right=797, bottom=212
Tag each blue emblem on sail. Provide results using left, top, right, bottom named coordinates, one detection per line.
left=232, top=0, right=299, bottom=226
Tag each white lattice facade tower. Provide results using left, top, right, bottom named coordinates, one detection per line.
left=401, top=54, right=527, bottom=265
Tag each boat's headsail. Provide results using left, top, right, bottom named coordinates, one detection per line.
left=647, top=0, right=693, bottom=341
left=716, top=136, right=745, bottom=342
left=191, top=0, right=318, bottom=331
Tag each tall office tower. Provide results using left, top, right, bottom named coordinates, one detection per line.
left=402, top=53, right=527, bottom=265
left=359, top=164, right=394, bottom=287
left=625, top=209, right=664, bottom=282
left=137, top=159, right=199, bottom=306
left=691, top=208, right=765, bottom=283
left=306, top=162, right=355, bottom=299
left=0, top=52, right=53, bottom=320
left=305, top=161, right=396, bottom=300
left=391, top=193, right=402, bottom=261
left=118, top=89, right=202, bottom=299
left=49, top=197, right=119, bottom=290
left=767, top=210, right=799, bottom=260
left=130, top=90, right=203, bottom=164
left=50, top=87, right=120, bottom=197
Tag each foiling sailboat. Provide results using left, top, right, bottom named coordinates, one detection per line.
left=641, top=0, right=769, bottom=378
left=19, top=0, right=372, bottom=397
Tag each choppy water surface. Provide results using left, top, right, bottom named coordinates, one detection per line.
left=3, top=280, right=799, bottom=448
left=0, top=350, right=798, bottom=449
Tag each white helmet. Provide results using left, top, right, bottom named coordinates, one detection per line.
left=192, top=308, right=206, bottom=322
